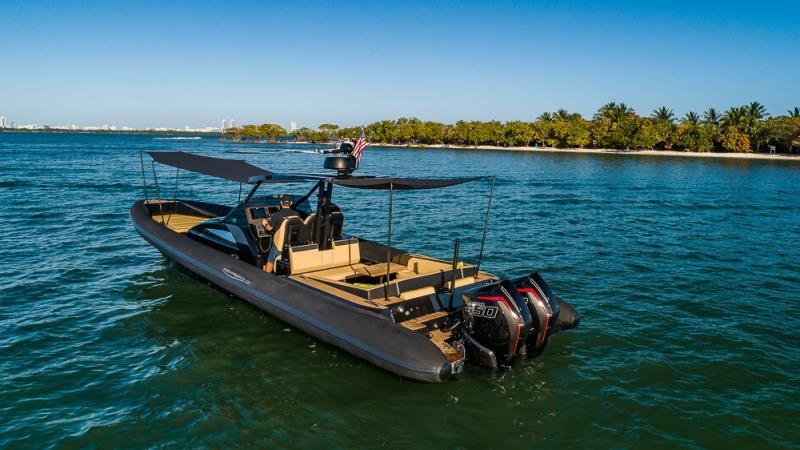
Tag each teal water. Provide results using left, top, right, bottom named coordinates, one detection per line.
left=1, top=132, right=798, bottom=449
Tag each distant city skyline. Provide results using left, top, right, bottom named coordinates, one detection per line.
left=0, top=113, right=226, bottom=132
left=0, top=114, right=313, bottom=133
left=1, top=1, right=798, bottom=128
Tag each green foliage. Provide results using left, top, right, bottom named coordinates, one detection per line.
left=754, top=117, right=800, bottom=152
left=319, top=123, right=339, bottom=132
left=632, top=120, right=659, bottom=149
left=676, top=123, right=715, bottom=152
left=721, top=128, right=751, bottom=153
left=224, top=123, right=286, bottom=141
left=226, top=101, right=798, bottom=153
left=504, top=121, right=538, bottom=146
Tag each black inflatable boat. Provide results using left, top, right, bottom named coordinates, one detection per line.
left=131, top=148, right=579, bottom=382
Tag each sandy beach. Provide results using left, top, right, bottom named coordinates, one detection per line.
left=370, top=143, right=800, bottom=162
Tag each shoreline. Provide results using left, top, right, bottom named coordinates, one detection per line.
left=370, top=143, right=800, bottom=162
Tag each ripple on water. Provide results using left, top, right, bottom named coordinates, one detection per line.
left=1, top=134, right=799, bottom=448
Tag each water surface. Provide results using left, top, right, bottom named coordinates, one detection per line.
left=1, top=132, right=798, bottom=448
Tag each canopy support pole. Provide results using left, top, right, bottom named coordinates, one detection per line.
left=322, top=181, right=334, bottom=250
left=139, top=151, right=149, bottom=203
left=296, top=180, right=322, bottom=209
left=314, top=181, right=334, bottom=250
left=166, top=167, right=179, bottom=226
left=447, top=238, right=460, bottom=310
left=475, top=176, right=495, bottom=277
left=151, top=161, right=165, bottom=224
left=238, top=182, right=243, bottom=203
left=384, top=182, right=394, bottom=302
left=242, top=181, right=262, bottom=206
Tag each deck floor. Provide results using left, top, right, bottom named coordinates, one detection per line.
left=152, top=213, right=208, bottom=233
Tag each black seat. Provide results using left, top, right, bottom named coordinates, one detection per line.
left=329, top=211, right=344, bottom=241
left=297, top=214, right=315, bottom=244
left=272, top=216, right=303, bottom=261
left=282, top=217, right=305, bottom=250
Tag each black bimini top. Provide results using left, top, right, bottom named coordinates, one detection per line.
left=149, top=151, right=271, bottom=183
left=332, top=177, right=482, bottom=190
left=148, top=151, right=482, bottom=188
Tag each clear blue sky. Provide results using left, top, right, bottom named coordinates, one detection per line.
left=1, top=0, right=798, bottom=129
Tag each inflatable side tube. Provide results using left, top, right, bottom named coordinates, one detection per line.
left=131, top=200, right=451, bottom=382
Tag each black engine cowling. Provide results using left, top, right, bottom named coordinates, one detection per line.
left=462, top=280, right=531, bottom=367
left=463, top=274, right=579, bottom=368
left=512, top=273, right=558, bottom=354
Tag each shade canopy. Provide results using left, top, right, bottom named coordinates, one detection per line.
left=148, top=151, right=272, bottom=183
left=332, top=176, right=482, bottom=190
left=148, top=151, right=482, bottom=188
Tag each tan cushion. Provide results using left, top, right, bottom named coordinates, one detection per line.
left=399, top=286, right=436, bottom=300
left=453, top=277, right=477, bottom=288
left=406, top=256, right=451, bottom=274
left=289, top=238, right=360, bottom=274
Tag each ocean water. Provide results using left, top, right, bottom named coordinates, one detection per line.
left=1, top=132, right=798, bottom=449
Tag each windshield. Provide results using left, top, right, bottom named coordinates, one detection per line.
left=223, top=194, right=312, bottom=226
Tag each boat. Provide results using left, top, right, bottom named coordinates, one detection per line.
left=130, top=146, right=579, bottom=382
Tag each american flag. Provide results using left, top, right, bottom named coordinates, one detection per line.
left=352, top=129, right=367, bottom=162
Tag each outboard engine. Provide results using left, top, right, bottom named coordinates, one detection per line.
left=462, top=280, right=532, bottom=367
left=512, top=272, right=580, bottom=354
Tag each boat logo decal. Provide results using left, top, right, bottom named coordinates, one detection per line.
left=465, top=302, right=498, bottom=319
left=222, top=267, right=252, bottom=286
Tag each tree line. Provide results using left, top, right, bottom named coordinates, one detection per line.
left=224, top=102, right=800, bottom=153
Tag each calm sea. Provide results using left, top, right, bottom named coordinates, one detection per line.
left=1, top=132, right=798, bottom=448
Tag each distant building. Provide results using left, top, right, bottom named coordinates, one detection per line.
left=185, top=125, right=191, bottom=132
left=229, top=118, right=235, bottom=129
left=0, top=116, right=6, bottom=128
left=290, top=121, right=297, bottom=132
left=221, top=119, right=227, bottom=131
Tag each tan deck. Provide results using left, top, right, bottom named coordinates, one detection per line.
left=152, top=213, right=208, bottom=233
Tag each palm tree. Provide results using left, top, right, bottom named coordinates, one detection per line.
left=787, top=107, right=800, bottom=118
left=594, top=102, right=616, bottom=121
left=721, top=106, right=746, bottom=130
left=536, top=112, right=553, bottom=122
left=652, top=106, right=675, bottom=123
left=682, top=111, right=700, bottom=125
left=554, top=109, right=571, bottom=121
left=703, top=107, right=720, bottom=126
left=595, top=102, right=635, bottom=124
left=614, top=103, right=635, bottom=121
left=746, top=101, right=769, bottom=121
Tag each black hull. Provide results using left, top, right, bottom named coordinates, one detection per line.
left=131, top=200, right=451, bottom=382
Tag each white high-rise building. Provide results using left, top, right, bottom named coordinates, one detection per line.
left=185, top=125, right=191, bottom=132
left=221, top=119, right=227, bottom=131
left=0, top=116, right=7, bottom=128
left=229, top=118, right=235, bottom=129
left=290, top=121, right=297, bottom=132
